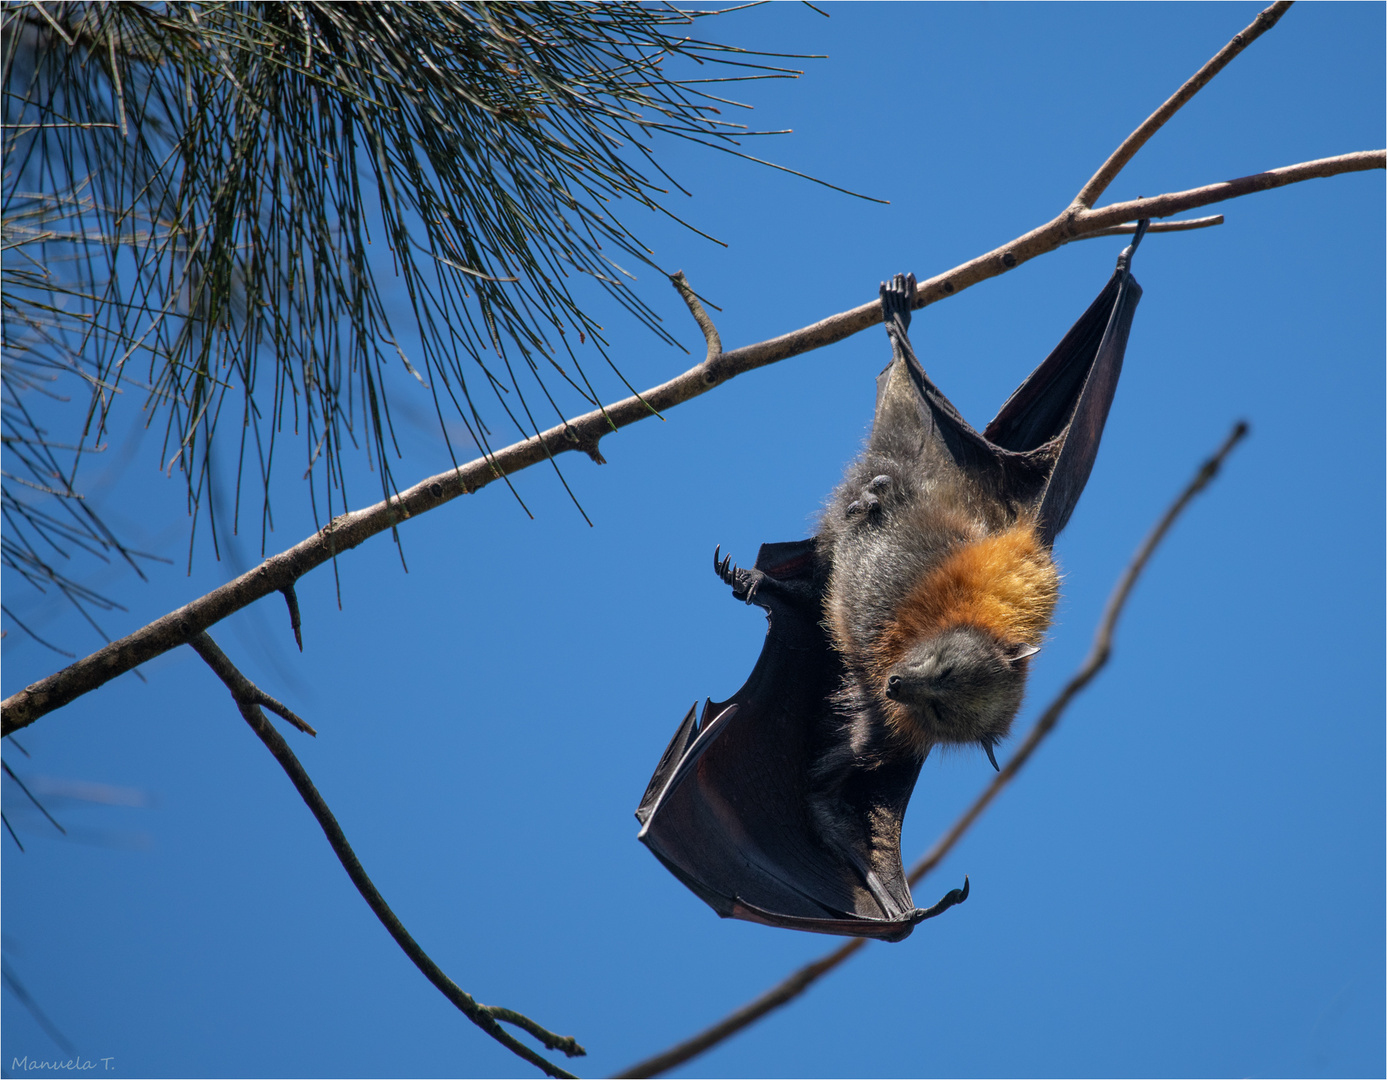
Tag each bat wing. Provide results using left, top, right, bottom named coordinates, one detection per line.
left=872, top=225, right=1148, bottom=546
left=637, top=540, right=950, bottom=941
left=985, top=222, right=1147, bottom=544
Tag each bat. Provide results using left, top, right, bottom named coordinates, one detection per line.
left=636, top=221, right=1149, bottom=941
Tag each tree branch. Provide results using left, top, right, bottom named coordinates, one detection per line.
left=1073, top=1, right=1294, bottom=209
left=614, top=420, right=1250, bottom=1080
left=2, top=154, right=1373, bottom=739
left=1065, top=214, right=1224, bottom=244
left=188, top=632, right=586, bottom=1079
left=4, top=0, right=1380, bottom=736
left=670, top=270, right=723, bottom=362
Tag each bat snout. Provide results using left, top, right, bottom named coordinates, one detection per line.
left=883, top=669, right=939, bottom=706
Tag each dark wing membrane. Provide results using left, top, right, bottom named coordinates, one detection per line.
left=871, top=311, right=999, bottom=482
left=637, top=541, right=925, bottom=941
left=986, top=232, right=1145, bottom=545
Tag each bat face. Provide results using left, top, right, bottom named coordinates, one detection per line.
left=831, top=506, right=1060, bottom=759
left=638, top=226, right=1148, bottom=939
left=882, top=624, right=1032, bottom=752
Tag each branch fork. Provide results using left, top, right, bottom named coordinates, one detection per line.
left=4, top=5, right=1378, bottom=735
left=1, top=4, right=1377, bottom=1076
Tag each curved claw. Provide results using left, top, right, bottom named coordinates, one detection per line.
left=712, top=544, right=742, bottom=590
left=980, top=739, right=1001, bottom=772
left=710, top=544, right=765, bottom=604
left=916, top=875, right=970, bottom=922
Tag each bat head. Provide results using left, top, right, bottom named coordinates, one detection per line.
left=883, top=625, right=1036, bottom=752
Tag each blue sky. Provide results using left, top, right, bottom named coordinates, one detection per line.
left=3, top=4, right=1383, bottom=1078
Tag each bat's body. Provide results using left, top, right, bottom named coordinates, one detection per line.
left=638, top=225, right=1148, bottom=940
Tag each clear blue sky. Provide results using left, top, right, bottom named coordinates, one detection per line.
left=3, top=4, right=1383, bottom=1078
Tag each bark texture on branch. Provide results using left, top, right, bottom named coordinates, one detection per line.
left=2, top=147, right=1377, bottom=738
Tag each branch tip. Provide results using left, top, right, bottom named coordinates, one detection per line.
left=1074, top=1, right=1294, bottom=208
left=670, top=270, right=723, bottom=362
left=484, top=1005, right=588, bottom=1058
left=1067, top=215, right=1224, bottom=244
left=281, top=585, right=303, bottom=651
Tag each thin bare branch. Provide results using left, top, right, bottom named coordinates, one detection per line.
left=615, top=420, right=1250, bottom=1079
left=903, top=151, right=1384, bottom=315
left=187, top=632, right=585, bottom=1079
left=1, top=146, right=1376, bottom=737
left=1080, top=151, right=1384, bottom=231
left=1066, top=214, right=1223, bottom=244
left=670, top=270, right=722, bottom=361
left=188, top=634, right=316, bottom=736
left=281, top=585, right=303, bottom=652
left=1073, top=1, right=1294, bottom=209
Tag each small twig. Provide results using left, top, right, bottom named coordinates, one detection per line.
left=189, top=635, right=316, bottom=736
left=486, top=1007, right=587, bottom=1058
left=1073, top=1, right=1294, bottom=209
left=1080, top=152, right=1382, bottom=233
left=187, top=632, right=585, bottom=1079
left=615, top=421, right=1249, bottom=1079
left=281, top=585, right=303, bottom=652
left=1066, top=215, right=1224, bottom=244
left=670, top=270, right=723, bottom=361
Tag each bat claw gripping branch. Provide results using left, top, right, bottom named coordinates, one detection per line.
left=879, top=272, right=918, bottom=338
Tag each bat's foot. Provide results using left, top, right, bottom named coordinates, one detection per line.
left=713, top=544, right=763, bottom=603
left=879, top=272, right=918, bottom=334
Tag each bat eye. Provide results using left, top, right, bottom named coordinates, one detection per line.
left=934, top=665, right=954, bottom=684
left=869, top=474, right=892, bottom=491
left=846, top=500, right=864, bottom=517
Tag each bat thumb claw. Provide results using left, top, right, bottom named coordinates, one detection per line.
left=916, top=875, right=971, bottom=922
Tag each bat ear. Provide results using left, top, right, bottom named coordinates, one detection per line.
left=1006, top=642, right=1040, bottom=662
